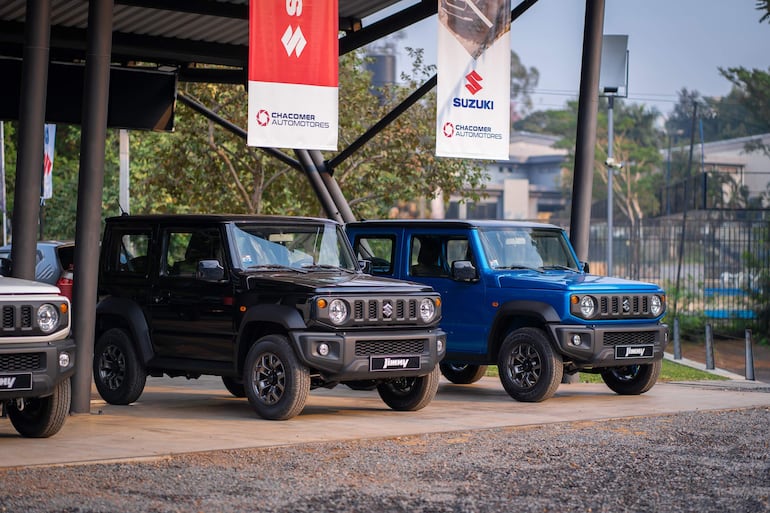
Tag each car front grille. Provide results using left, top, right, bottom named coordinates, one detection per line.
left=2, top=304, right=34, bottom=331
left=355, top=339, right=427, bottom=357
left=0, top=352, right=44, bottom=371
left=596, top=295, right=658, bottom=319
left=352, top=298, right=420, bottom=324
left=603, top=331, right=659, bottom=346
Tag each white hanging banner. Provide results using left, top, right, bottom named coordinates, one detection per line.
left=436, top=0, right=511, bottom=160
left=247, top=0, right=339, bottom=150
left=42, top=124, right=55, bottom=199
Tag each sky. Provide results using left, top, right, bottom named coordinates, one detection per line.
left=368, top=0, right=770, bottom=117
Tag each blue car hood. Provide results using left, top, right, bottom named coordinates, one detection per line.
left=497, top=271, right=664, bottom=293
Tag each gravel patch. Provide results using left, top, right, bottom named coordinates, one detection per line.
left=1, top=407, right=768, bottom=513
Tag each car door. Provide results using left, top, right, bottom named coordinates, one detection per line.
left=149, top=225, right=235, bottom=363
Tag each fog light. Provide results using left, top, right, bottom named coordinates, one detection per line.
left=318, top=343, right=330, bottom=356
left=437, top=338, right=444, bottom=353
left=59, top=352, right=71, bottom=368
left=570, top=334, right=582, bottom=346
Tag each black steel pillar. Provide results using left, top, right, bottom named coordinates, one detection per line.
left=310, top=150, right=356, bottom=223
left=11, top=0, right=51, bottom=279
left=71, top=0, right=114, bottom=414
left=569, top=0, right=605, bottom=262
left=295, top=150, right=344, bottom=223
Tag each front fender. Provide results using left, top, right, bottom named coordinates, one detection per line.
left=235, top=304, right=308, bottom=368
left=488, top=300, right=560, bottom=357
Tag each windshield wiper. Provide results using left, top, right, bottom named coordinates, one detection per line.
left=541, top=265, right=577, bottom=271
left=300, top=264, right=356, bottom=273
left=496, top=265, right=544, bottom=273
left=246, top=264, right=307, bottom=273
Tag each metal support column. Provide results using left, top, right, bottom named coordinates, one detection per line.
left=295, top=150, right=344, bottom=223
left=71, top=0, right=115, bottom=414
left=569, top=0, right=605, bottom=262
left=11, top=0, right=51, bottom=280
left=310, top=150, right=355, bottom=223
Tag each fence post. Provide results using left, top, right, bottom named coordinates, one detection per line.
left=705, top=323, right=715, bottom=370
left=745, top=329, right=755, bottom=381
left=673, top=318, right=681, bottom=360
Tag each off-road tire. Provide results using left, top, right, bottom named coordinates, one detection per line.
left=376, top=366, right=440, bottom=411
left=243, top=335, right=310, bottom=420
left=7, top=378, right=71, bottom=438
left=497, top=327, right=563, bottom=402
left=93, top=328, right=147, bottom=405
left=601, top=360, right=662, bottom=395
left=439, top=362, right=488, bottom=384
left=221, top=376, right=246, bottom=397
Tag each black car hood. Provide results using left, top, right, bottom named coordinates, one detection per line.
left=243, top=270, right=435, bottom=295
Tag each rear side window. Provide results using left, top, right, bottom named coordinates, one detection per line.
left=106, top=230, right=150, bottom=275
left=354, top=236, right=395, bottom=275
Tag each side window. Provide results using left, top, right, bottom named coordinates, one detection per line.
left=110, top=232, right=150, bottom=275
left=166, top=229, right=223, bottom=277
left=447, top=238, right=472, bottom=266
left=410, top=236, right=449, bottom=278
left=354, top=236, right=394, bottom=275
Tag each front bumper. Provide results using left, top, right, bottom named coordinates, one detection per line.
left=549, top=323, right=669, bottom=368
left=0, top=337, right=76, bottom=399
left=290, top=328, right=447, bottom=381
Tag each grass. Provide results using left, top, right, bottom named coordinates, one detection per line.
left=484, top=359, right=728, bottom=383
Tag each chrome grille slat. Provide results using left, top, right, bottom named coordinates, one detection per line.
left=351, top=297, right=422, bottom=325
left=594, top=294, right=658, bottom=319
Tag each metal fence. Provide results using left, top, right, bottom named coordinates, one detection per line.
left=584, top=211, right=769, bottom=334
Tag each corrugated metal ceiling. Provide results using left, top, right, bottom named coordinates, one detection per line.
left=0, top=0, right=415, bottom=71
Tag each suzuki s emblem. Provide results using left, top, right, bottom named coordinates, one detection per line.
left=382, top=301, right=393, bottom=319
left=622, top=298, right=631, bottom=312
left=465, top=70, right=483, bottom=95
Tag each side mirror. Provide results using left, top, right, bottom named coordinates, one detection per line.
left=451, top=260, right=478, bottom=282
left=197, top=259, right=225, bottom=281
left=358, top=259, right=373, bottom=274
left=580, top=261, right=590, bottom=273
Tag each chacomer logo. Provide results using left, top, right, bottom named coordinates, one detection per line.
left=442, top=122, right=455, bottom=138
left=281, top=26, right=307, bottom=57
left=465, top=70, right=483, bottom=95
left=256, top=109, right=270, bottom=127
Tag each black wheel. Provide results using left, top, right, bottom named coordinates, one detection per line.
left=497, top=327, right=563, bottom=402
left=376, top=366, right=440, bottom=411
left=439, top=362, right=488, bottom=384
left=221, top=376, right=246, bottom=397
left=601, top=360, right=661, bottom=395
left=93, top=328, right=147, bottom=405
left=243, top=335, right=310, bottom=420
left=7, top=378, right=71, bottom=438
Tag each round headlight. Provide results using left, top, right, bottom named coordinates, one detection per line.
left=328, top=299, right=348, bottom=325
left=579, top=295, right=597, bottom=318
left=37, top=304, right=60, bottom=333
left=650, top=295, right=663, bottom=316
left=419, top=298, right=436, bottom=322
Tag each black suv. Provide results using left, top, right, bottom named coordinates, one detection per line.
left=94, top=215, right=446, bottom=420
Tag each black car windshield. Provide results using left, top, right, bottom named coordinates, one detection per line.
left=231, top=223, right=357, bottom=271
left=478, top=226, right=580, bottom=271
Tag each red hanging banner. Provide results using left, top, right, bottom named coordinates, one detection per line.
left=248, top=0, right=338, bottom=150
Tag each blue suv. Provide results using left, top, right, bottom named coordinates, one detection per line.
left=347, top=219, right=669, bottom=402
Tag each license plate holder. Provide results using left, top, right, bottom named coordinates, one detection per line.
left=369, top=355, right=421, bottom=372
left=615, top=345, right=654, bottom=359
left=0, top=373, right=33, bottom=391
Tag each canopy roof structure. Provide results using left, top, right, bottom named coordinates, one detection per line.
left=0, top=0, right=438, bottom=81
left=0, top=0, right=605, bottom=414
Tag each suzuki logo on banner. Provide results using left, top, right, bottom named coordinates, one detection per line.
left=282, top=26, right=307, bottom=57
left=465, top=71, right=484, bottom=95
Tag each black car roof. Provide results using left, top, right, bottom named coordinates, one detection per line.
left=346, top=219, right=562, bottom=230
left=105, top=214, right=341, bottom=225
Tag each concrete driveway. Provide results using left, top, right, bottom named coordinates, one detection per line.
left=2, top=371, right=769, bottom=469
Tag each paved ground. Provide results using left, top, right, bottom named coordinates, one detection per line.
left=2, top=368, right=769, bottom=469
